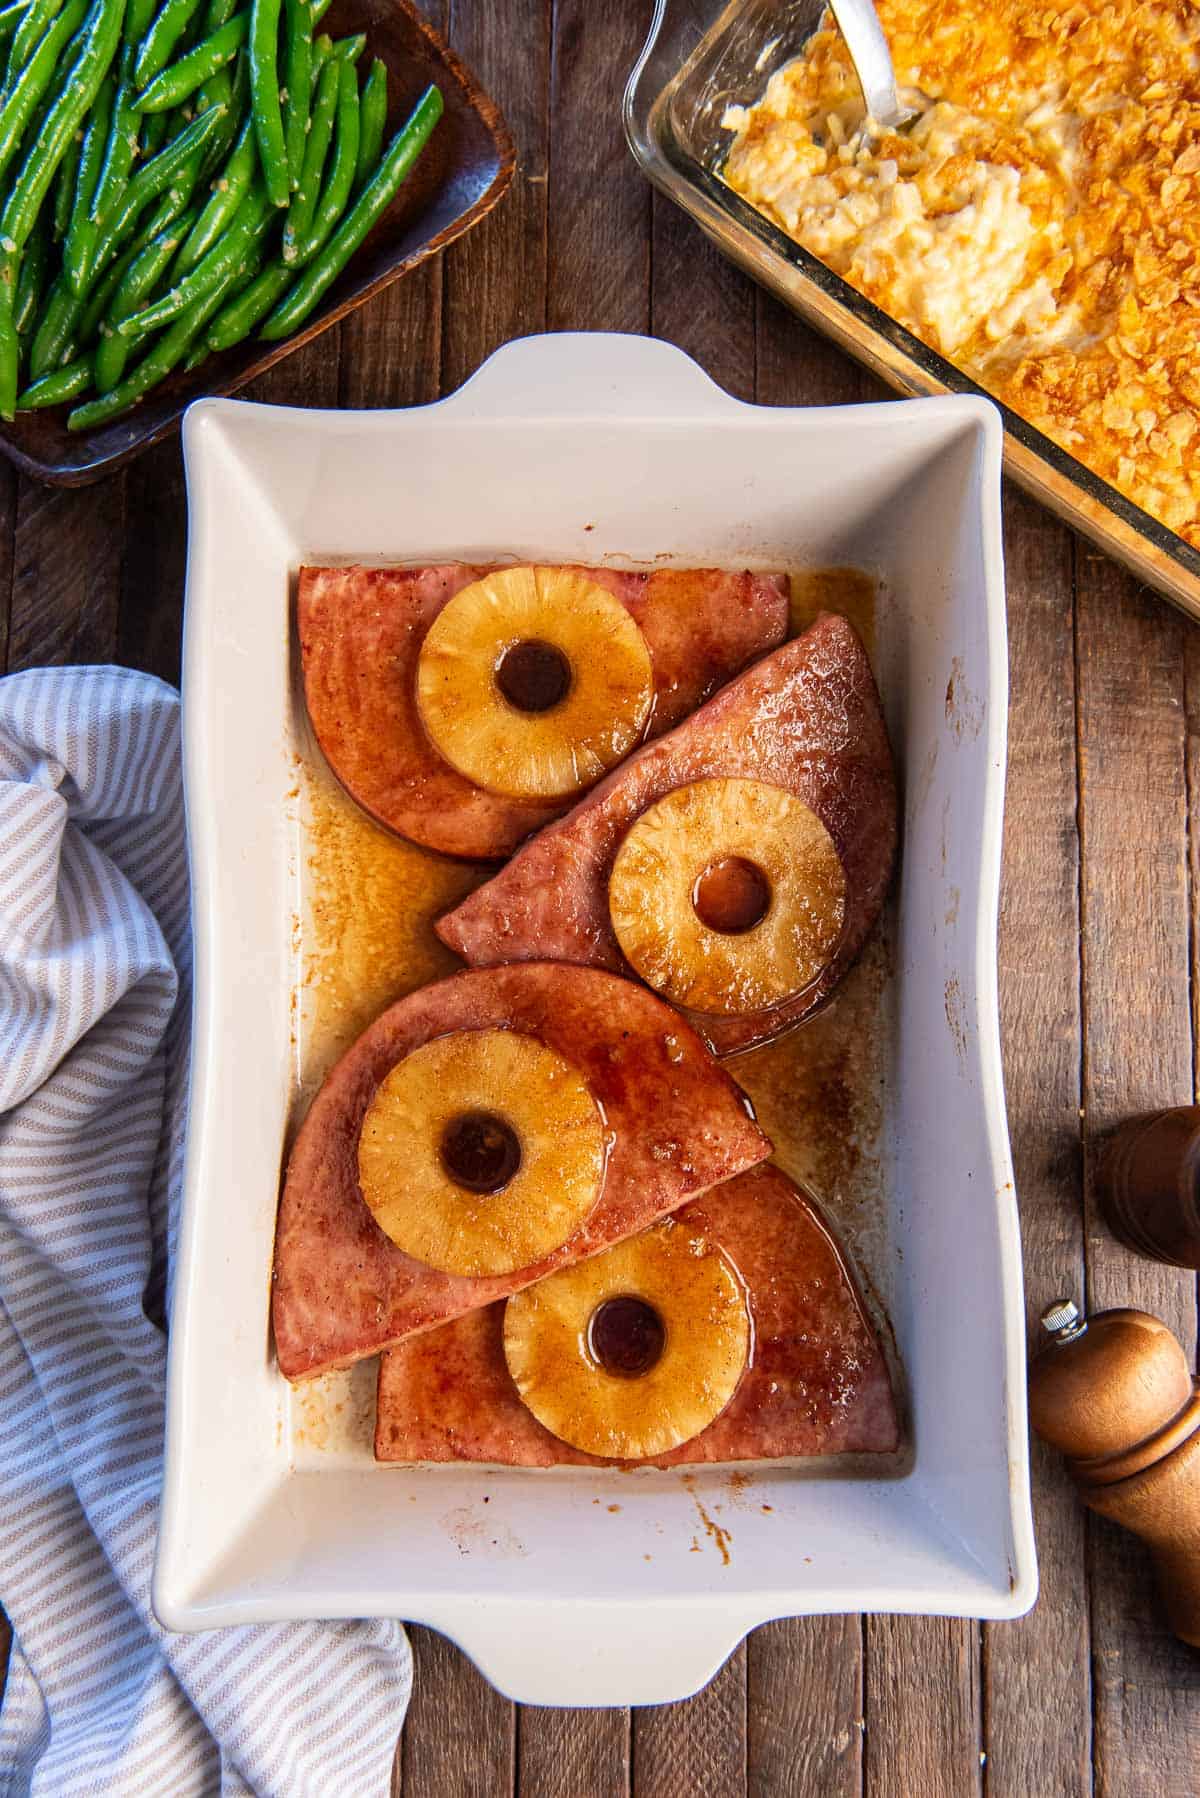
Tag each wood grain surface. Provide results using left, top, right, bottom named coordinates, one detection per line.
left=4, top=0, right=1200, bottom=1791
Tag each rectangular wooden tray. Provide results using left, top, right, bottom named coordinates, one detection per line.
left=4, top=0, right=514, bottom=485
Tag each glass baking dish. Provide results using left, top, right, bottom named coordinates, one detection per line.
left=625, top=0, right=1200, bottom=623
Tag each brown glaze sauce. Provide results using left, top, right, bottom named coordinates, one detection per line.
left=589, top=1295, right=667, bottom=1378
left=692, top=854, right=772, bottom=935
left=496, top=639, right=573, bottom=713
left=789, top=565, right=876, bottom=650
left=440, top=1110, right=522, bottom=1193
left=290, top=566, right=895, bottom=1461
left=682, top=1475, right=734, bottom=1565
left=295, top=765, right=483, bottom=1102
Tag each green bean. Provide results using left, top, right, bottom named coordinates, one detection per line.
left=68, top=257, right=238, bottom=426
left=145, top=171, right=202, bottom=234
left=205, top=248, right=285, bottom=346
left=196, top=49, right=244, bottom=177
left=0, top=0, right=32, bottom=46
left=17, top=355, right=89, bottom=405
left=77, top=233, right=135, bottom=334
left=181, top=335, right=207, bottom=368
left=9, top=71, right=61, bottom=190
left=203, top=0, right=236, bottom=27
left=89, top=51, right=141, bottom=229
left=175, top=104, right=252, bottom=269
left=331, top=30, right=362, bottom=62
left=159, top=0, right=210, bottom=136
left=89, top=99, right=226, bottom=275
left=355, top=57, right=385, bottom=191
left=0, top=0, right=87, bottom=198
left=175, top=0, right=209, bottom=54
left=0, top=295, right=17, bottom=415
left=308, top=0, right=328, bottom=21
left=262, top=83, right=441, bottom=340
left=52, top=125, right=82, bottom=237
left=13, top=205, right=47, bottom=329
left=281, top=43, right=333, bottom=260
left=119, top=173, right=268, bottom=336
left=7, top=0, right=63, bottom=78
left=95, top=197, right=199, bottom=387
left=134, top=10, right=247, bottom=112
left=62, top=66, right=112, bottom=283
left=77, top=181, right=187, bottom=336
left=93, top=320, right=129, bottom=391
left=38, top=104, right=219, bottom=363
left=249, top=0, right=288, bottom=206
left=16, top=0, right=87, bottom=111
left=134, top=0, right=205, bottom=87
left=61, top=104, right=218, bottom=322
left=309, top=25, right=328, bottom=73
left=291, top=54, right=355, bottom=262
left=281, top=0, right=310, bottom=185
left=199, top=59, right=233, bottom=109
left=86, top=21, right=150, bottom=212
left=94, top=0, right=153, bottom=189
left=116, top=170, right=266, bottom=338
left=140, top=106, right=168, bottom=153
left=28, top=271, right=79, bottom=372
left=0, top=0, right=127, bottom=265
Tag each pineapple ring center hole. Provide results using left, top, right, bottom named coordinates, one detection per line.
left=588, top=1295, right=667, bottom=1379
left=439, top=1109, right=522, bottom=1195
left=692, top=855, right=771, bottom=936
left=495, top=639, right=573, bottom=714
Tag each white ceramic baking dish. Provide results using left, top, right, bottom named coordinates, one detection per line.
left=155, top=330, right=1036, bottom=1706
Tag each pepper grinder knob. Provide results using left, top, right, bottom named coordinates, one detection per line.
left=1041, top=1298, right=1086, bottom=1341
left=1028, top=1299, right=1200, bottom=1645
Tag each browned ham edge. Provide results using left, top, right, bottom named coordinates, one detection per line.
left=298, top=563, right=790, bottom=861
left=437, top=613, right=898, bottom=1054
left=272, top=963, right=772, bottom=1381
left=374, top=1165, right=900, bottom=1466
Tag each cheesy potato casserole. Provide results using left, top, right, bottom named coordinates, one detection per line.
left=722, top=0, right=1200, bottom=546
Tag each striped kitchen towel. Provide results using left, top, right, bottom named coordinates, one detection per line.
left=0, top=667, right=411, bottom=1798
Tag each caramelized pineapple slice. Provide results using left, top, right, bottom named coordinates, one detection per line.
left=607, top=777, right=846, bottom=1016
left=416, top=566, right=654, bottom=800
left=357, top=1028, right=606, bottom=1276
left=503, top=1218, right=750, bottom=1459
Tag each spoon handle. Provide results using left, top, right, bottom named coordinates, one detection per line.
left=827, top=0, right=907, bottom=129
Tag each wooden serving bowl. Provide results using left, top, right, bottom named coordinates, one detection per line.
left=4, top=0, right=514, bottom=485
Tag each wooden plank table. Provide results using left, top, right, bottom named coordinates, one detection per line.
left=4, top=0, right=1200, bottom=1788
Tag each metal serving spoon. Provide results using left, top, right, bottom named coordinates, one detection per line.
left=826, top=0, right=919, bottom=130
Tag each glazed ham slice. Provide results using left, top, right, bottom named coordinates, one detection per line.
left=374, top=1165, right=901, bottom=1466
left=272, top=963, right=771, bottom=1381
left=437, top=612, right=897, bottom=1055
left=299, top=563, right=789, bottom=860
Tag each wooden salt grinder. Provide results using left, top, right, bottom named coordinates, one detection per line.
left=1028, top=1299, right=1200, bottom=1647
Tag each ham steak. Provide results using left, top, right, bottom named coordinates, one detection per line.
left=272, top=963, right=771, bottom=1380
left=299, top=563, right=789, bottom=860
left=437, top=612, right=897, bottom=1055
left=374, top=1165, right=901, bottom=1466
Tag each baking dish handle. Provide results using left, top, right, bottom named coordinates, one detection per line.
left=433, top=1602, right=753, bottom=1708
left=441, top=330, right=747, bottom=425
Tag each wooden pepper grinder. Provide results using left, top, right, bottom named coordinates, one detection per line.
left=1096, top=1106, right=1200, bottom=1269
left=1029, top=1298, right=1200, bottom=1646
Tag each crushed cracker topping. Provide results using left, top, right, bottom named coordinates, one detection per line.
left=722, top=0, right=1200, bottom=547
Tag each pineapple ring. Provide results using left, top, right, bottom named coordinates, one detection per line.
left=608, top=777, right=847, bottom=1016
left=357, top=1029, right=607, bottom=1277
left=503, top=1219, right=751, bottom=1459
left=415, top=566, right=654, bottom=800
